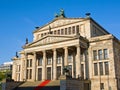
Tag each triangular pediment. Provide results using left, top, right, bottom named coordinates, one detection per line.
left=25, top=35, right=76, bottom=48
left=34, top=18, right=84, bottom=33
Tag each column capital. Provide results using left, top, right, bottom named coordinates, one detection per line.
left=76, top=44, right=80, bottom=47
left=52, top=48, right=56, bottom=51
left=63, top=46, right=68, bottom=49
left=42, top=50, right=46, bottom=53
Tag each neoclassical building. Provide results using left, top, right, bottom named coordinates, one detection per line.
left=12, top=10, right=120, bottom=90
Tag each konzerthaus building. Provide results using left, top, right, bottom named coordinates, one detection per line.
left=12, top=10, right=120, bottom=90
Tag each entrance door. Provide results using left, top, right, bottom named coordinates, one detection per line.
left=47, top=67, right=51, bottom=80
left=57, top=66, right=61, bottom=79
left=38, top=68, right=42, bottom=81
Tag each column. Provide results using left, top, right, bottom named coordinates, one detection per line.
left=64, top=47, right=68, bottom=66
left=42, top=50, right=46, bottom=80
left=53, top=49, right=57, bottom=80
left=24, top=53, right=27, bottom=80
left=76, top=45, right=81, bottom=78
left=32, top=52, right=36, bottom=81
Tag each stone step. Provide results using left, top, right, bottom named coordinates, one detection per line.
left=19, top=81, right=42, bottom=87
left=14, top=80, right=60, bottom=90
left=46, top=80, right=60, bottom=86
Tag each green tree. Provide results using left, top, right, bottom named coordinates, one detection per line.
left=0, top=72, right=6, bottom=81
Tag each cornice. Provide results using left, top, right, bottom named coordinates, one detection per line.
left=33, top=17, right=86, bottom=33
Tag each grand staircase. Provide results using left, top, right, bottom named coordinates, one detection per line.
left=14, top=80, right=60, bottom=90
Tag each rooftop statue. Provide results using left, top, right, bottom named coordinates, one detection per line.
left=55, top=9, right=66, bottom=18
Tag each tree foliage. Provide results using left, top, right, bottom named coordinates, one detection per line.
left=0, top=72, right=6, bottom=81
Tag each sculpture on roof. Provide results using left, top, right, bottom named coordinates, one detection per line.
left=55, top=9, right=66, bottom=18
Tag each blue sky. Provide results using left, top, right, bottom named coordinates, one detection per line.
left=0, top=0, right=120, bottom=64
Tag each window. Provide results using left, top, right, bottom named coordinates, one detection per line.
left=54, top=30, right=56, bottom=34
left=30, top=69, right=32, bottom=79
left=58, top=30, right=60, bottom=35
left=38, top=57, right=43, bottom=66
left=27, top=59, right=29, bottom=67
left=100, top=83, right=104, bottom=89
left=26, top=69, right=29, bottom=79
left=27, top=59, right=32, bottom=67
left=93, top=50, right=97, bottom=60
left=103, top=49, right=108, bottom=59
left=72, top=26, right=75, bottom=34
left=61, top=29, right=64, bottom=35
left=26, top=69, right=32, bottom=79
left=76, top=25, right=79, bottom=34
left=41, top=34, right=43, bottom=37
left=47, top=57, right=52, bottom=65
left=57, top=55, right=61, bottom=64
left=98, top=50, right=102, bottom=60
left=105, top=62, right=109, bottom=75
left=94, top=63, right=98, bottom=75
left=68, top=54, right=72, bottom=63
left=65, top=28, right=67, bottom=35
left=30, top=59, right=32, bottom=67
left=68, top=27, right=71, bottom=34
left=99, top=62, right=103, bottom=75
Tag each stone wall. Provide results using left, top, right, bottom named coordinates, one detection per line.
left=60, top=79, right=84, bottom=90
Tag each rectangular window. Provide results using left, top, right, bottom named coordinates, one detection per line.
left=72, top=26, right=75, bottom=34
left=38, top=57, right=43, bottom=66
left=41, top=34, right=43, bottom=37
left=99, top=62, right=103, bottom=75
left=68, top=27, right=71, bottom=34
left=58, top=30, right=60, bottom=35
left=94, top=63, right=98, bottom=75
left=54, top=30, right=56, bottom=34
left=47, top=57, right=51, bottom=65
left=57, top=55, right=61, bottom=64
left=65, top=28, right=67, bottom=35
left=105, top=62, right=109, bottom=75
left=98, top=49, right=102, bottom=60
left=30, top=69, right=32, bottom=79
left=104, top=49, right=108, bottom=59
left=30, top=59, right=32, bottom=67
left=27, top=59, right=29, bottom=67
left=76, top=25, right=79, bottom=34
left=68, top=54, right=72, bottom=63
left=100, top=83, right=104, bottom=89
left=93, top=50, right=97, bottom=60
left=26, top=69, right=29, bottom=79
left=61, top=29, right=64, bottom=35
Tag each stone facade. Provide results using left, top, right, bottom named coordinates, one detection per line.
left=12, top=12, right=120, bottom=90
